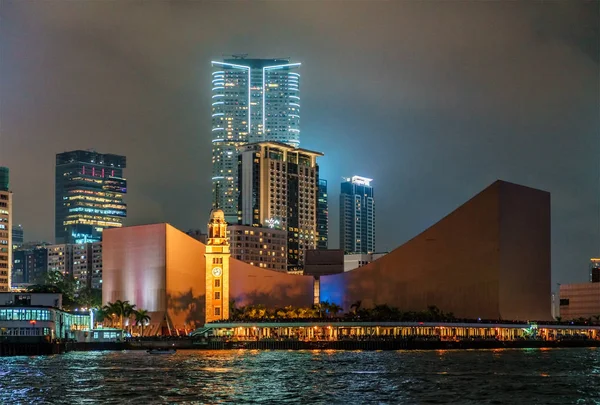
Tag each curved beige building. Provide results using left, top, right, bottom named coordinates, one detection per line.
left=320, top=180, right=551, bottom=321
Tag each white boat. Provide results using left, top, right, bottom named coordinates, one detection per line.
left=146, top=348, right=177, bottom=354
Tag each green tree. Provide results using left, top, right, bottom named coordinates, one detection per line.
left=134, top=309, right=151, bottom=336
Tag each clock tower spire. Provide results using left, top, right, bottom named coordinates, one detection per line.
left=205, top=209, right=230, bottom=323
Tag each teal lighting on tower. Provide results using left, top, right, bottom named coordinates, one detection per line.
left=210, top=56, right=301, bottom=223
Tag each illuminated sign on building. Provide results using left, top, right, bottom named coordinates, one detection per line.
left=265, top=218, right=281, bottom=229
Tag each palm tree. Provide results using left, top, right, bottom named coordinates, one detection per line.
left=102, top=302, right=119, bottom=327
left=350, top=300, right=362, bottom=315
left=134, top=309, right=151, bottom=336
left=111, top=300, right=135, bottom=330
left=329, top=303, right=343, bottom=317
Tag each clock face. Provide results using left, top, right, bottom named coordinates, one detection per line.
left=212, top=267, right=222, bottom=277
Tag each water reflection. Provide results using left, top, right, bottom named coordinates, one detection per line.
left=0, top=349, right=599, bottom=404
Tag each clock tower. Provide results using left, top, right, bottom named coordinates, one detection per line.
left=205, top=209, right=230, bottom=323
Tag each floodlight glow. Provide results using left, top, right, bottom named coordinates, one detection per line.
left=350, top=176, right=373, bottom=186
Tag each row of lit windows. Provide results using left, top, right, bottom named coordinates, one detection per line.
left=0, top=309, right=53, bottom=321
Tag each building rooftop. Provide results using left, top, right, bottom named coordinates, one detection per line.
left=56, top=150, right=126, bottom=168
left=241, top=141, right=324, bottom=157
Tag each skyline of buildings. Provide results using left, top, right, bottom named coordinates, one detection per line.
left=55, top=150, right=127, bottom=244
left=13, top=241, right=103, bottom=290
left=211, top=57, right=302, bottom=223
left=0, top=167, right=12, bottom=291
left=339, top=176, right=375, bottom=254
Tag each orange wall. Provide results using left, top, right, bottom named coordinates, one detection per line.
left=165, top=224, right=206, bottom=329
left=498, top=182, right=551, bottom=320
left=321, top=181, right=551, bottom=321
left=230, top=259, right=314, bottom=308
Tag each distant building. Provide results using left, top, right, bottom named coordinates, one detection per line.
left=340, top=176, right=375, bottom=254
left=12, top=244, right=49, bottom=285
left=559, top=283, right=600, bottom=320
left=317, top=179, right=328, bottom=250
left=238, top=142, right=323, bottom=271
left=12, top=224, right=23, bottom=249
left=45, top=242, right=102, bottom=289
left=55, top=150, right=127, bottom=244
left=47, top=244, right=71, bottom=276
left=0, top=167, right=12, bottom=291
left=211, top=57, right=301, bottom=223
left=343, top=252, right=388, bottom=272
left=186, top=229, right=208, bottom=244
left=228, top=224, right=287, bottom=271
left=88, top=242, right=103, bottom=290
left=590, top=258, right=600, bottom=282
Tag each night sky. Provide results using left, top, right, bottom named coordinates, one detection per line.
left=0, top=1, right=598, bottom=286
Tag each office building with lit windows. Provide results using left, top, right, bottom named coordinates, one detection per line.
left=12, top=243, right=49, bottom=285
left=238, top=142, right=322, bottom=271
left=55, top=150, right=127, bottom=244
left=340, top=176, right=375, bottom=254
left=317, top=179, right=328, bottom=250
left=211, top=57, right=301, bottom=223
left=0, top=167, right=12, bottom=291
left=12, top=224, right=23, bottom=249
left=228, top=224, right=287, bottom=271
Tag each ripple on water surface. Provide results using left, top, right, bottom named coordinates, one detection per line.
left=1, top=348, right=600, bottom=404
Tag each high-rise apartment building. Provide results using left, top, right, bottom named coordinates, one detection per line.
left=47, top=244, right=71, bottom=276
left=317, top=179, right=328, bottom=250
left=211, top=57, right=301, bottom=223
left=340, top=176, right=375, bottom=254
left=0, top=167, right=12, bottom=291
left=45, top=242, right=103, bottom=289
left=12, top=224, right=23, bottom=249
left=238, top=142, right=322, bottom=271
left=55, top=150, right=127, bottom=244
left=88, top=242, right=103, bottom=290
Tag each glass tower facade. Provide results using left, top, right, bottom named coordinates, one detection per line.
left=55, top=151, right=127, bottom=244
left=340, top=176, right=375, bottom=254
left=317, top=179, right=328, bottom=250
left=211, top=57, right=301, bottom=223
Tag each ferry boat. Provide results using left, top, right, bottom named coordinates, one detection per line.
left=146, top=348, right=177, bottom=355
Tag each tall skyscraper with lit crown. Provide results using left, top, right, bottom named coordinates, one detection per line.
left=211, top=56, right=301, bottom=223
left=340, top=176, right=375, bottom=254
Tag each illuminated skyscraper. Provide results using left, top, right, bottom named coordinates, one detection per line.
left=238, top=142, right=322, bottom=271
left=55, top=150, right=127, bottom=244
left=0, top=167, right=12, bottom=291
left=211, top=57, right=301, bottom=223
left=340, top=176, right=375, bottom=254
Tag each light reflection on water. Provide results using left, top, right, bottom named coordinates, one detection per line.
left=1, top=348, right=600, bottom=404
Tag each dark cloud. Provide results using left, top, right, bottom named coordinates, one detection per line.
left=0, top=1, right=598, bottom=285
